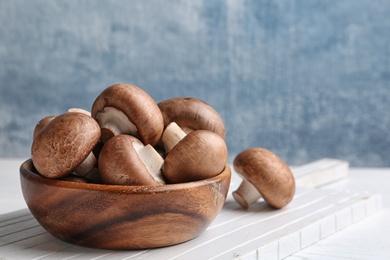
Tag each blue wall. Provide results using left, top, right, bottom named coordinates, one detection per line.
left=1, top=1, right=389, bottom=166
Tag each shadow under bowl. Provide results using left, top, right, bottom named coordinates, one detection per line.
left=20, top=159, right=231, bottom=249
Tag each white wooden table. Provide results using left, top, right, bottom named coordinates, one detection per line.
left=1, top=158, right=390, bottom=259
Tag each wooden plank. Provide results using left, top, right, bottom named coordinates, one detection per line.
left=0, top=209, right=32, bottom=225
left=207, top=193, right=380, bottom=259
left=292, top=158, right=349, bottom=188
left=285, top=208, right=390, bottom=260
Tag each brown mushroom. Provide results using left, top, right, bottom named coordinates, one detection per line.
left=98, top=134, right=165, bottom=185
left=232, top=147, right=295, bottom=209
left=31, top=112, right=101, bottom=179
left=91, top=83, right=164, bottom=146
left=158, top=97, right=226, bottom=139
left=32, top=112, right=99, bottom=180
left=33, top=115, right=56, bottom=139
left=161, top=122, right=228, bottom=183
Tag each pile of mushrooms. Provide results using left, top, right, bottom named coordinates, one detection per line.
left=31, top=83, right=295, bottom=209
left=31, top=83, right=228, bottom=186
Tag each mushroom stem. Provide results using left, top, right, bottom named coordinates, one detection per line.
left=133, top=143, right=165, bottom=184
left=74, top=152, right=97, bottom=177
left=162, top=122, right=187, bottom=152
left=232, top=179, right=262, bottom=209
left=95, top=107, right=138, bottom=142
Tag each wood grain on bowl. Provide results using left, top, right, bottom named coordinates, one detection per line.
left=20, top=159, right=231, bottom=249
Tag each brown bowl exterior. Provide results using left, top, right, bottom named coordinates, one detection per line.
left=20, top=159, right=231, bottom=249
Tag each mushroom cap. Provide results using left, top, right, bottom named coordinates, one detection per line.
left=31, top=112, right=101, bottom=179
left=233, top=147, right=295, bottom=209
left=162, top=130, right=228, bottom=183
left=158, top=97, right=226, bottom=139
left=91, top=83, right=164, bottom=146
left=98, top=134, right=160, bottom=185
left=33, top=115, right=56, bottom=139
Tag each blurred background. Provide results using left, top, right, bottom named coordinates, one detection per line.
left=1, top=0, right=389, bottom=166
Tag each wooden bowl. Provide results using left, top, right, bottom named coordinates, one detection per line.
left=20, top=159, right=231, bottom=249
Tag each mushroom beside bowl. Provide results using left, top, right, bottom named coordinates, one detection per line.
left=20, top=159, right=231, bottom=249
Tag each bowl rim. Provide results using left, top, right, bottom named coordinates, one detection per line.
left=20, top=159, right=231, bottom=193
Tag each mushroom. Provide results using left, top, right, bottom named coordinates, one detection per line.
left=33, top=115, right=56, bottom=139
left=91, top=83, right=164, bottom=146
left=232, top=147, right=295, bottom=209
left=33, top=111, right=100, bottom=180
left=98, top=134, right=165, bottom=185
left=31, top=112, right=101, bottom=179
left=158, top=97, right=226, bottom=139
left=161, top=122, right=228, bottom=183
